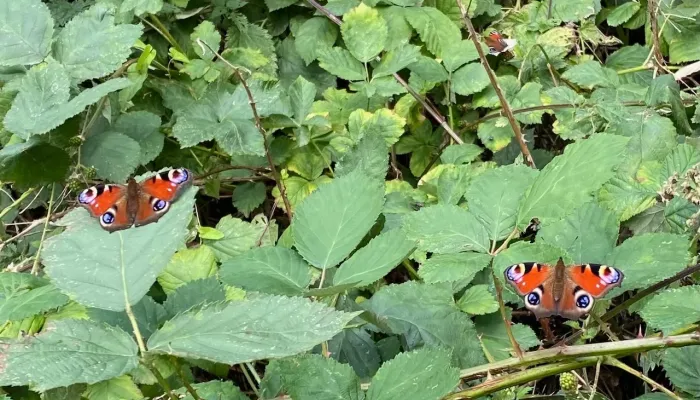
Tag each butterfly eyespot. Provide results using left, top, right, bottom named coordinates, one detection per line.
left=598, top=266, right=621, bottom=284
left=575, top=294, right=591, bottom=309
left=168, top=169, right=189, bottom=184
left=526, top=292, right=540, bottom=306
left=78, top=189, right=95, bottom=203
left=152, top=199, right=168, bottom=211
left=101, top=212, right=115, bottom=225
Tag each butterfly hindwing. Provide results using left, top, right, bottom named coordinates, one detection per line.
left=134, top=168, right=193, bottom=226
left=78, top=184, right=134, bottom=231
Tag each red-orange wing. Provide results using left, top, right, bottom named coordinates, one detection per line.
left=503, top=262, right=551, bottom=295
left=567, top=264, right=624, bottom=298
left=78, top=184, right=134, bottom=231
left=134, top=168, right=193, bottom=227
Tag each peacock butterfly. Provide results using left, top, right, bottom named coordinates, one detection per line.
left=484, top=30, right=517, bottom=56
left=503, top=258, right=624, bottom=320
left=78, top=168, right=193, bottom=232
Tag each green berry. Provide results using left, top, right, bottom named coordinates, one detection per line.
left=67, top=178, right=83, bottom=192
left=68, top=136, right=83, bottom=146
left=559, top=372, right=577, bottom=393
left=84, top=166, right=97, bottom=179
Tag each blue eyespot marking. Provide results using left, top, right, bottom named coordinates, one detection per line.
left=527, top=292, right=540, bottom=306
left=169, top=169, right=189, bottom=184
left=102, top=212, right=115, bottom=225
left=153, top=199, right=167, bottom=211
left=576, top=294, right=590, bottom=309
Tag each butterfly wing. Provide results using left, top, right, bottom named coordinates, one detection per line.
left=78, top=184, right=134, bottom=231
left=504, top=262, right=557, bottom=319
left=557, top=264, right=624, bottom=319
left=134, top=168, right=193, bottom=227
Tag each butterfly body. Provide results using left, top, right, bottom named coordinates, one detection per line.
left=484, top=31, right=517, bottom=56
left=504, top=258, right=623, bottom=320
left=78, top=168, right=193, bottom=232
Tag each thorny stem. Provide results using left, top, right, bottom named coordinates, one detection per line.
left=492, top=268, right=524, bottom=360
left=458, top=332, right=700, bottom=382
left=31, top=184, right=54, bottom=275
left=455, top=0, right=535, bottom=169
left=197, top=39, right=294, bottom=218
left=173, top=358, right=203, bottom=400
left=647, top=0, right=665, bottom=72
left=604, top=357, right=682, bottom=400
left=305, top=0, right=464, bottom=145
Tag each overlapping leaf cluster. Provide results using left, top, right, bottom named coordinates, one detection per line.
left=2, top=0, right=700, bottom=399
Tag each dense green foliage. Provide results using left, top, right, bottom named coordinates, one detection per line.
left=2, top=0, right=700, bottom=399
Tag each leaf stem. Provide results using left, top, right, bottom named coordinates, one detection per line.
left=173, top=358, right=203, bottom=400
left=0, top=187, right=35, bottom=221
left=145, top=15, right=184, bottom=54
left=454, top=0, right=535, bottom=168
left=119, top=233, right=147, bottom=354
left=604, top=356, right=682, bottom=400
left=145, top=361, right=178, bottom=400
left=491, top=268, right=524, bottom=360
left=305, top=0, right=465, bottom=145
left=196, top=39, right=294, bottom=218
left=30, top=184, right=54, bottom=275
left=240, top=363, right=261, bottom=397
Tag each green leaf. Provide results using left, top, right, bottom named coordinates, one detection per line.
left=517, top=134, right=630, bottom=227
left=335, top=134, right=390, bottom=181
left=0, top=0, right=53, bottom=66
left=0, top=320, right=138, bottom=391
left=288, top=76, right=317, bottom=125
left=348, top=108, right=407, bottom=146
left=418, top=252, right=492, bottom=286
left=171, top=87, right=264, bottom=156
left=87, top=296, right=166, bottom=340
left=608, top=112, right=677, bottom=179
left=408, top=55, right=448, bottom=83
left=607, top=233, right=689, bottom=292
left=441, top=40, right=482, bottom=73
left=475, top=312, right=540, bottom=361
left=4, top=60, right=132, bottom=138
left=147, top=295, right=359, bottom=365
left=114, top=111, right=164, bottom=165
left=467, top=164, right=538, bottom=241
left=295, top=17, right=338, bottom=65
left=275, top=354, right=363, bottom=400
left=157, top=246, right=217, bottom=295
left=403, top=6, right=461, bottom=57
left=659, top=143, right=700, bottom=184
left=220, top=247, right=312, bottom=296
left=437, top=165, right=471, bottom=205
left=232, top=182, right=266, bottom=217
left=379, top=6, right=413, bottom=50
left=293, top=170, right=384, bottom=269
left=119, top=0, right=163, bottom=16
left=317, top=47, right=366, bottom=81
left=0, top=284, right=69, bottom=323
left=512, top=82, right=545, bottom=124
left=176, top=381, right=250, bottom=400
left=549, top=0, right=599, bottom=22
left=561, top=61, right=620, bottom=89
left=287, top=147, right=325, bottom=180
left=341, top=3, right=387, bottom=63
left=607, top=2, right=641, bottom=26
left=669, top=33, right=700, bottom=63
left=598, top=175, right=657, bottom=221
left=627, top=198, right=699, bottom=236
left=81, top=131, right=141, bottom=182
left=640, top=286, right=700, bottom=334
left=84, top=375, right=143, bottom=400
left=191, top=21, right=220, bottom=60
left=366, top=347, right=459, bottom=400
left=402, top=204, right=490, bottom=254
left=327, top=327, right=381, bottom=378
left=606, top=45, right=652, bottom=86
left=458, top=285, right=499, bottom=315
left=664, top=346, right=700, bottom=396
left=365, top=282, right=486, bottom=368
left=452, top=62, right=490, bottom=96
left=203, top=215, right=273, bottom=262
left=441, top=144, right=483, bottom=165
left=373, top=44, right=420, bottom=79
left=0, top=140, right=70, bottom=186
left=264, top=0, right=296, bottom=11
left=43, top=187, right=196, bottom=311
left=477, top=117, right=514, bottom=152
left=645, top=75, right=692, bottom=136
left=538, top=202, right=619, bottom=264
left=163, top=277, right=226, bottom=317
left=334, top=229, right=415, bottom=287
left=277, top=37, right=336, bottom=92
left=52, top=4, right=142, bottom=82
